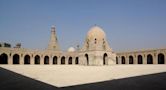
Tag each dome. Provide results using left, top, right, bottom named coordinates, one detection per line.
left=67, top=47, right=75, bottom=52
left=87, top=26, right=106, bottom=41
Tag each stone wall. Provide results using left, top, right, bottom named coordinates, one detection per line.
left=116, top=48, right=166, bottom=64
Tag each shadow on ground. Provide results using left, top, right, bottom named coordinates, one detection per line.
left=0, top=67, right=166, bottom=90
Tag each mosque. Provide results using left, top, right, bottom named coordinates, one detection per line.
left=0, top=26, right=165, bottom=65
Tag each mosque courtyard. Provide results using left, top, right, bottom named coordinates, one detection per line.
left=1, top=65, right=166, bottom=89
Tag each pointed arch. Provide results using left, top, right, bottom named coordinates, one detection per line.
left=35, top=55, right=40, bottom=64
left=53, top=56, right=58, bottom=64
left=75, top=57, right=79, bottom=64
left=158, top=53, right=165, bottom=64
left=13, top=54, right=20, bottom=64
left=85, top=54, right=89, bottom=65
left=116, top=56, right=118, bottom=64
left=121, top=56, right=125, bottom=64
left=68, top=57, right=72, bottom=64
left=103, top=53, right=108, bottom=65
left=147, top=54, right=153, bottom=64
left=44, top=56, right=49, bottom=64
left=0, top=53, right=8, bottom=64
left=137, top=55, right=143, bottom=64
left=24, top=55, right=30, bottom=64
left=129, top=56, right=134, bottom=64
left=61, top=56, right=65, bottom=64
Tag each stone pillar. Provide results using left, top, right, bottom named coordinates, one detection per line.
left=8, top=55, right=12, bottom=65
left=143, top=54, right=147, bottom=64
left=79, top=56, right=83, bottom=65
left=20, top=54, right=24, bottom=65
left=41, top=55, right=44, bottom=65
left=58, top=56, right=61, bottom=65
left=49, top=56, right=53, bottom=65
left=119, top=56, right=122, bottom=64
left=66, top=56, right=68, bottom=65
left=154, top=53, right=157, bottom=64
left=72, top=57, right=75, bottom=65
left=135, top=55, right=138, bottom=64
left=31, top=56, right=34, bottom=65
left=133, top=56, right=136, bottom=64
left=126, top=56, right=129, bottom=64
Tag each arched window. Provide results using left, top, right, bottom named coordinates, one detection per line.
left=138, top=55, right=143, bottom=64
left=103, top=53, right=108, bottom=65
left=75, top=57, right=79, bottom=64
left=158, top=53, right=165, bottom=64
left=68, top=57, right=72, bottom=64
left=61, top=56, right=65, bottom=64
left=95, top=38, right=97, bottom=44
left=85, top=54, right=89, bottom=65
left=147, top=54, right=153, bottom=64
left=53, top=56, right=58, bottom=64
left=121, top=56, right=125, bottom=64
left=13, top=54, right=20, bottom=64
left=44, top=56, right=49, bottom=64
left=24, top=55, right=30, bottom=64
left=129, top=56, right=134, bottom=64
left=0, top=53, right=8, bottom=64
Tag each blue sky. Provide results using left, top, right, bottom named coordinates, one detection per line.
left=0, top=0, right=166, bottom=52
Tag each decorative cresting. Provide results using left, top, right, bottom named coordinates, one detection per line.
left=81, top=26, right=112, bottom=51
left=47, top=25, right=60, bottom=51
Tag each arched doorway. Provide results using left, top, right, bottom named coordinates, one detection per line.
left=147, top=54, right=153, bottom=64
left=138, top=55, right=143, bottom=64
left=68, top=57, right=72, bottom=64
left=116, top=57, right=118, bottom=64
left=53, top=56, right=58, bottom=64
left=121, top=56, right=125, bottom=64
left=34, top=55, right=40, bottom=64
left=24, top=55, right=30, bottom=64
left=103, top=53, right=108, bottom=65
left=129, top=56, right=134, bottom=64
left=158, top=53, right=165, bottom=64
left=44, top=56, right=49, bottom=64
left=61, top=56, right=65, bottom=64
left=75, top=57, right=79, bottom=64
left=13, top=54, right=20, bottom=64
left=0, top=53, right=8, bottom=64
left=85, top=54, right=89, bottom=65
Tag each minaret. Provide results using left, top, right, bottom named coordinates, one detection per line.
left=47, top=25, right=60, bottom=51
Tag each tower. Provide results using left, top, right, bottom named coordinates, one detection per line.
left=47, top=25, right=60, bottom=51
left=79, top=25, right=116, bottom=66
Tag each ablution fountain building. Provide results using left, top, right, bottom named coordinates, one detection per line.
left=0, top=26, right=165, bottom=65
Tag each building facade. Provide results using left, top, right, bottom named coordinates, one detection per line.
left=0, top=25, right=116, bottom=65
left=0, top=26, right=165, bottom=65
left=116, top=48, right=166, bottom=64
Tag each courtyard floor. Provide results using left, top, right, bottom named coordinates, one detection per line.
left=0, top=65, right=166, bottom=88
